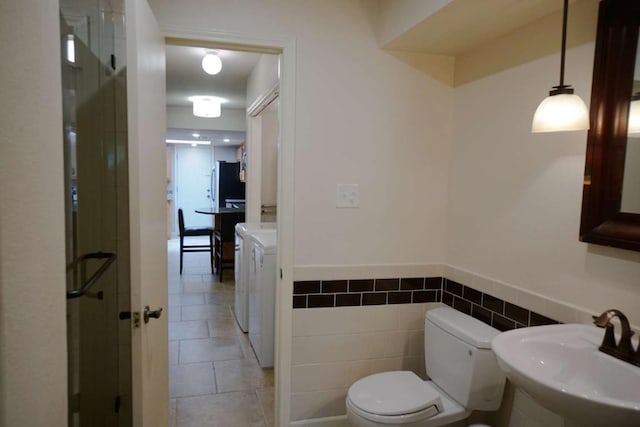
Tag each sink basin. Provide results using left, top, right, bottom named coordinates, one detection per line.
left=492, top=324, right=640, bottom=426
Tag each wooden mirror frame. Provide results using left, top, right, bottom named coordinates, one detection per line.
left=580, top=0, right=640, bottom=252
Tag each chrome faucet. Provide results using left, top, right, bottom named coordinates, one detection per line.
left=592, top=309, right=640, bottom=367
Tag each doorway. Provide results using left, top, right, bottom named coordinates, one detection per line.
left=164, top=39, right=285, bottom=426
left=173, top=144, right=213, bottom=228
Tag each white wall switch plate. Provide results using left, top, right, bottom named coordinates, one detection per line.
left=336, top=184, right=359, bottom=208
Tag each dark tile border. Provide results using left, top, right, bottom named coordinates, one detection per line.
left=440, top=279, right=559, bottom=331
left=292, top=276, right=560, bottom=331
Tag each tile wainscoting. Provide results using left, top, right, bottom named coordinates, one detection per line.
left=290, top=264, right=600, bottom=424
left=293, top=277, right=561, bottom=332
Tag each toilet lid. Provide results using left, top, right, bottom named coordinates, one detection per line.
left=347, top=371, right=443, bottom=416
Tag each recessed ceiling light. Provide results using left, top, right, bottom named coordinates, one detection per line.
left=165, top=139, right=211, bottom=145
left=192, top=133, right=200, bottom=138
left=223, top=138, right=230, bottom=143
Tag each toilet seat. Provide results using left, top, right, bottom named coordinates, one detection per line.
left=346, top=396, right=441, bottom=425
left=346, top=371, right=470, bottom=426
left=347, top=371, right=443, bottom=420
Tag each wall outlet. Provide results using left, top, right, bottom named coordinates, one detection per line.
left=336, top=184, right=359, bottom=208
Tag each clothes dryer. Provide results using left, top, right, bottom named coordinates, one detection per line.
left=247, top=230, right=277, bottom=367
left=234, top=223, right=275, bottom=332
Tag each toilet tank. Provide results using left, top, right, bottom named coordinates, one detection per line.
left=425, top=307, right=506, bottom=411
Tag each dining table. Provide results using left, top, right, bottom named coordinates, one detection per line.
left=194, top=206, right=245, bottom=280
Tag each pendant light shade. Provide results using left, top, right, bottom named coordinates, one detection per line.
left=202, top=50, right=222, bottom=75
left=532, top=92, right=590, bottom=132
left=532, top=0, right=589, bottom=133
left=628, top=93, right=640, bottom=136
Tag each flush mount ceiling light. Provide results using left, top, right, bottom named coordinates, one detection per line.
left=189, top=96, right=223, bottom=118
left=532, top=0, right=589, bottom=133
left=628, top=93, right=640, bottom=136
left=201, top=50, right=222, bottom=75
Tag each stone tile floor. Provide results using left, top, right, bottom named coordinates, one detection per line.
left=168, top=238, right=274, bottom=427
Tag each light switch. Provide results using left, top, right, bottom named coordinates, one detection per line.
left=336, top=184, right=359, bottom=208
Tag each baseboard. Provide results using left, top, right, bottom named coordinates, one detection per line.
left=290, top=415, right=350, bottom=427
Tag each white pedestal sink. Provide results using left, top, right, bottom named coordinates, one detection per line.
left=491, top=324, right=640, bottom=426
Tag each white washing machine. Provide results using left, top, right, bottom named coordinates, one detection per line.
left=248, top=230, right=277, bottom=368
left=234, top=223, right=276, bottom=332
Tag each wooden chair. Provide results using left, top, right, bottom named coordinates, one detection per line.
left=214, top=211, right=244, bottom=282
left=178, top=208, right=214, bottom=275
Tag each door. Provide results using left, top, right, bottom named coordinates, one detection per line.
left=61, top=1, right=132, bottom=425
left=125, top=0, right=169, bottom=426
left=175, top=145, right=213, bottom=228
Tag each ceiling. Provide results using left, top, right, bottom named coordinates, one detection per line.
left=165, top=44, right=263, bottom=146
left=165, top=44, right=261, bottom=109
left=383, top=0, right=581, bottom=55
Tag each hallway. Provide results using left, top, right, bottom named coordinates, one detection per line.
left=167, top=238, right=274, bottom=427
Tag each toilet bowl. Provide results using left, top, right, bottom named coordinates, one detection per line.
left=345, top=308, right=505, bottom=427
left=346, top=371, right=469, bottom=426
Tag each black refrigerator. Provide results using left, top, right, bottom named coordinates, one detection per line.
left=211, top=161, right=245, bottom=208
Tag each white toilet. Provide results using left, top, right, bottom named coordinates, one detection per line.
left=346, top=307, right=506, bottom=427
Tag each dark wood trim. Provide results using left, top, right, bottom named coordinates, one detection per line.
left=580, top=0, right=640, bottom=252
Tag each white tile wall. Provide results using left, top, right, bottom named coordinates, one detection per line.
left=290, top=303, right=440, bottom=421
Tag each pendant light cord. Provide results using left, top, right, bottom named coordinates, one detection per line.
left=559, top=0, right=568, bottom=88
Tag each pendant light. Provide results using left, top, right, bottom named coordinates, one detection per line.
left=201, top=50, right=222, bottom=75
left=532, top=0, right=589, bottom=133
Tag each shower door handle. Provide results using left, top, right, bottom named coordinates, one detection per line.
left=66, top=252, right=116, bottom=299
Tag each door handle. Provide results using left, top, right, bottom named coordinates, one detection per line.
left=144, top=306, right=163, bottom=323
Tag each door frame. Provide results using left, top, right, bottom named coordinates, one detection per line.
left=161, top=26, right=296, bottom=426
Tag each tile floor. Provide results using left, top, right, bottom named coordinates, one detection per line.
left=168, top=237, right=274, bottom=427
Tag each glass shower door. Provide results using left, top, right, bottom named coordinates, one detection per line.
left=60, top=1, right=131, bottom=426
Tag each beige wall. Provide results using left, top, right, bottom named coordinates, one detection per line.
left=0, top=1, right=68, bottom=426
left=167, top=105, right=247, bottom=131
left=447, top=41, right=640, bottom=327
left=149, top=0, right=452, bottom=268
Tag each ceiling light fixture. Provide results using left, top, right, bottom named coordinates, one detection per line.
left=189, top=96, right=223, bottom=118
left=192, top=132, right=200, bottom=138
left=202, top=50, right=222, bottom=75
left=223, top=138, right=230, bottom=143
left=532, top=0, right=589, bottom=133
left=628, top=93, right=640, bottom=136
